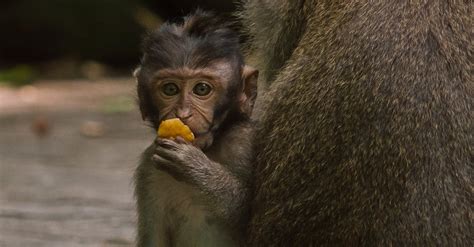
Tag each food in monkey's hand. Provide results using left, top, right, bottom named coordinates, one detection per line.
left=157, top=118, right=195, bottom=142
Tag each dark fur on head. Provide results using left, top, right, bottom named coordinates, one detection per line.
left=136, top=9, right=245, bottom=129
left=140, top=9, right=243, bottom=71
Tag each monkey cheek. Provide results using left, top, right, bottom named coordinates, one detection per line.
left=185, top=121, right=213, bottom=149
left=187, top=111, right=213, bottom=132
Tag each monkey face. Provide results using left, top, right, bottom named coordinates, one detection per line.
left=135, top=10, right=259, bottom=149
left=147, top=61, right=242, bottom=149
left=137, top=59, right=258, bottom=150
left=152, top=68, right=223, bottom=131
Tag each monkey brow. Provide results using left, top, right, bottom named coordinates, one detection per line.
left=152, top=68, right=218, bottom=81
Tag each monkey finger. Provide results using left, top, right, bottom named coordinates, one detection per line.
left=154, top=147, right=183, bottom=163
left=151, top=154, right=174, bottom=168
left=154, top=137, right=163, bottom=145
left=152, top=154, right=168, bottom=163
left=175, top=136, right=190, bottom=145
left=151, top=154, right=185, bottom=179
left=155, top=138, right=179, bottom=150
left=154, top=137, right=169, bottom=146
left=154, top=137, right=174, bottom=146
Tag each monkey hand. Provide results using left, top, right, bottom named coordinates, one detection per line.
left=152, top=137, right=214, bottom=185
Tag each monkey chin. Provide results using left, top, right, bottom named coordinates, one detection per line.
left=193, top=132, right=214, bottom=150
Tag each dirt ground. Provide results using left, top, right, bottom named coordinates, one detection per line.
left=0, top=79, right=154, bottom=246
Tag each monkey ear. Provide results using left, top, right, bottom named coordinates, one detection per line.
left=239, top=65, right=259, bottom=117
left=133, top=66, right=141, bottom=78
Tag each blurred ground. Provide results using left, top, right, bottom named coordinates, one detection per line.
left=0, top=79, right=154, bottom=246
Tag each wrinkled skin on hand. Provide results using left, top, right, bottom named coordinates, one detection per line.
left=152, top=137, right=214, bottom=185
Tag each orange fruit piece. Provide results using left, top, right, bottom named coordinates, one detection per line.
left=157, top=118, right=195, bottom=142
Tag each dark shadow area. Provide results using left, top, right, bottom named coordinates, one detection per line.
left=0, top=0, right=236, bottom=79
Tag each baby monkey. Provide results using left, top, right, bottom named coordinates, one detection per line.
left=134, top=10, right=258, bottom=247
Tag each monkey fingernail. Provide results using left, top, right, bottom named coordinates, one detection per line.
left=175, top=136, right=188, bottom=144
left=154, top=138, right=165, bottom=145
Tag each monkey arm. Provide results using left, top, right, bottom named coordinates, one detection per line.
left=152, top=138, right=250, bottom=224
left=190, top=156, right=251, bottom=226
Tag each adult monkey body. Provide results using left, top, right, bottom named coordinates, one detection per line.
left=242, top=0, right=472, bottom=245
left=134, top=11, right=258, bottom=247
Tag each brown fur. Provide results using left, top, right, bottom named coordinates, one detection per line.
left=242, top=0, right=473, bottom=245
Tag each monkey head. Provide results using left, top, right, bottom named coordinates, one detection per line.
left=135, top=10, right=258, bottom=150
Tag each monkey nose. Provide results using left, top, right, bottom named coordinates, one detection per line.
left=176, top=108, right=192, bottom=120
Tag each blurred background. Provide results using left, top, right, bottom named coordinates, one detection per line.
left=0, top=1, right=237, bottom=246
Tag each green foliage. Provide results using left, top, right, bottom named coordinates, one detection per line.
left=0, top=65, right=37, bottom=86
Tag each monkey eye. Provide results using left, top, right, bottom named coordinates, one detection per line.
left=193, top=82, right=212, bottom=96
left=162, top=82, right=179, bottom=96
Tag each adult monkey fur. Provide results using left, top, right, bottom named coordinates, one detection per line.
left=241, top=0, right=472, bottom=245
left=134, top=11, right=258, bottom=247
